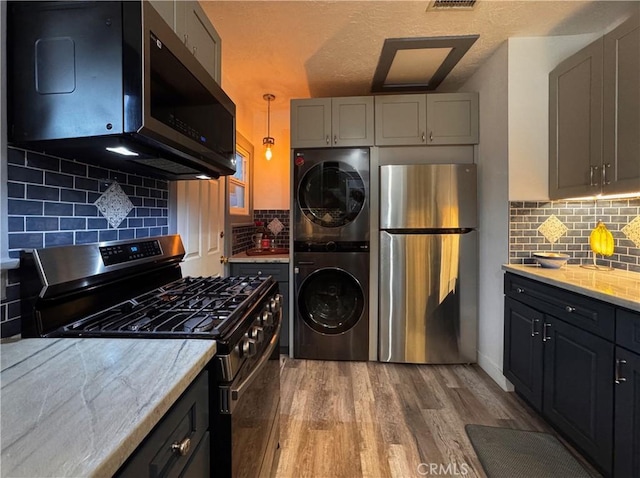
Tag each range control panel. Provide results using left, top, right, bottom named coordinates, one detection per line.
left=100, top=240, right=162, bottom=266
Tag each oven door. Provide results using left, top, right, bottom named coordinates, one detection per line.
left=214, top=317, right=281, bottom=477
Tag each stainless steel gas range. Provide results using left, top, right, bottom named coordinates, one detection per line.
left=19, top=235, right=282, bottom=477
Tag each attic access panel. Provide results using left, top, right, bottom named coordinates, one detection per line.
left=371, top=35, right=479, bottom=92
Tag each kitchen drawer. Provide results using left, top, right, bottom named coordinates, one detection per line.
left=116, top=370, right=209, bottom=477
left=231, top=263, right=288, bottom=282
left=505, top=273, right=615, bottom=341
left=616, top=308, right=640, bottom=354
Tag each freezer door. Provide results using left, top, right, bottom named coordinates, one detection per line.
left=380, top=164, right=477, bottom=229
left=378, top=230, right=478, bottom=364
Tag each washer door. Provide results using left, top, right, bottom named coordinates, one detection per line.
left=298, top=268, right=365, bottom=335
left=297, top=161, right=366, bottom=228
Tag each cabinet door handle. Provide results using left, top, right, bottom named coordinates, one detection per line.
left=531, top=318, right=540, bottom=337
left=325, top=135, right=330, bottom=145
left=334, top=135, right=337, bottom=145
left=429, top=131, right=433, bottom=142
left=421, top=132, right=426, bottom=143
left=565, top=305, right=575, bottom=313
left=542, top=322, right=551, bottom=342
left=615, top=358, right=627, bottom=384
left=603, top=163, right=611, bottom=185
left=192, top=46, right=197, bottom=56
left=590, top=165, right=599, bottom=187
left=183, top=33, right=189, bottom=45
left=171, top=437, right=191, bottom=456
left=516, top=287, right=525, bottom=294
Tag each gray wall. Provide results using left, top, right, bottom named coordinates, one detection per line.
left=459, top=42, right=511, bottom=390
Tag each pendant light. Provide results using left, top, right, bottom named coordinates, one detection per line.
left=262, top=93, right=275, bottom=160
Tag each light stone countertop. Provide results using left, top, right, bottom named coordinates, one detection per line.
left=503, top=264, right=640, bottom=313
left=229, top=251, right=290, bottom=263
left=0, top=338, right=216, bottom=478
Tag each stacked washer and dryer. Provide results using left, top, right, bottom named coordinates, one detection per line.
left=292, top=148, right=370, bottom=361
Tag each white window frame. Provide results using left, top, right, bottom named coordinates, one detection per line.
left=227, top=132, right=253, bottom=223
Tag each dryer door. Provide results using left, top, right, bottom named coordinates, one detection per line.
left=293, top=148, right=370, bottom=243
left=297, top=267, right=365, bottom=335
left=297, top=161, right=366, bottom=229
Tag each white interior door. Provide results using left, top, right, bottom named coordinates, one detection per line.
left=175, top=179, right=225, bottom=277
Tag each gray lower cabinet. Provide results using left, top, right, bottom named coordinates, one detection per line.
left=549, top=10, right=639, bottom=199
left=231, top=262, right=290, bottom=353
left=504, top=273, right=622, bottom=475
left=116, top=370, right=210, bottom=477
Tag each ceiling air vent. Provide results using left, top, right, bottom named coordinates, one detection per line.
left=426, top=0, right=477, bottom=11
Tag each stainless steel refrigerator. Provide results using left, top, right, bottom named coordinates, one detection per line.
left=379, top=163, right=478, bottom=364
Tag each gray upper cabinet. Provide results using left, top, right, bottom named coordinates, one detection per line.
left=290, top=97, right=374, bottom=148
left=550, top=11, right=639, bottom=199
left=603, top=12, right=640, bottom=195
left=178, top=2, right=222, bottom=84
left=374, top=93, right=479, bottom=146
left=148, top=0, right=222, bottom=84
left=374, top=94, right=427, bottom=146
left=549, top=39, right=603, bottom=199
left=426, top=93, right=479, bottom=145
left=148, top=0, right=175, bottom=27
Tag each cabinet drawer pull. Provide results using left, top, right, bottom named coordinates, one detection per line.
left=565, top=305, right=576, bottom=313
left=516, top=287, right=525, bottom=294
left=615, top=359, right=627, bottom=384
left=531, top=318, right=540, bottom=337
left=171, top=437, right=191, bottom=456
left=542, top=322, right=551, bottom=342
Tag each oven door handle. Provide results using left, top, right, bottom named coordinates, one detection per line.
left=226, top=314, right=281, bottom=412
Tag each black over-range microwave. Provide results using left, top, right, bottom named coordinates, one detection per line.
left=7, top=1, right=236, bottom=180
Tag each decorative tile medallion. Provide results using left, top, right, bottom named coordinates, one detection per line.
left=537, top=214, right=568, bottom=244
left=94, top=182, right=134, bottom=228
left=622, top=216, right=640, bottom=248
left=267, top=217, right=284, bottom=237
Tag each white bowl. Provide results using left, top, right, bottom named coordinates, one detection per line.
left=533, top=252, right=570, bottom=269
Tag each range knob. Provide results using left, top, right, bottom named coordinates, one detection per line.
left=325, top=241, right=337, bottom=252
left=261, top=310, right=274, bottom=326
left=239, top=338, right=258, bottom=358
left=268, top=298, right=277, bottom=312
left=274, top=293, right=283, bottom=308
left=247, top=325, right=264, bottom=343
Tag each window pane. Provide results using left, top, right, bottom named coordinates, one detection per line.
left=229, top=182, right=245, bottom=208
left=232, top=152, right=244, bottom=181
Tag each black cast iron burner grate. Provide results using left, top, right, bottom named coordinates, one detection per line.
left=62, top=275, right=270, bottom=339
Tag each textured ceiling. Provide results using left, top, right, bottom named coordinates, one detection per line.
left=202, top=1, right=638, bottom=112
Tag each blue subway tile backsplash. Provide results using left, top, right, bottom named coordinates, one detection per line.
left=1, top=147, right=170, bottom=338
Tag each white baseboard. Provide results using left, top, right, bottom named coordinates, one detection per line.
left=477, top=350, right=514, bottom=392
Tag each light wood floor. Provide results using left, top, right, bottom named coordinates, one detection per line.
left=274, top=357, right=600, bottom=478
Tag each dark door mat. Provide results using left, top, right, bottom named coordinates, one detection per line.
left=465, top=424, right=595, bottom=478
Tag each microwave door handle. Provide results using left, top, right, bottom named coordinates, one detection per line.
left=228, top=315, right=281, bottom=408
